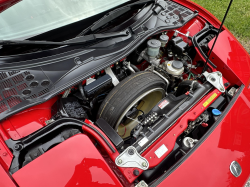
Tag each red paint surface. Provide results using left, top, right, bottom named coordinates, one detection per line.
left=208, top=30, right=250, bottom=86
left=0, top=97, right=57, bottom=140
left=158, top=88, right=250, bottom=187
left=0, top=164, right=16, bottom=187
left=83, top=120, right=140, bottom=184
left=13, top=134, right=122, bottom=187
left=0, top=135, right=13, bottom=171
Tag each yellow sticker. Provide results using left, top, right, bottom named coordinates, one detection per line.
left=203, top=93, right=218, bottom=107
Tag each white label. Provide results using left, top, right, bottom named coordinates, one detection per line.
left=155, top=144, right=168, bottom=158
left=138, top=137, right=149, bottom=147
left=158, top=100, right=169, bottom=109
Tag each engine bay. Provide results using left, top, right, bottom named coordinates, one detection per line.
left=0, top=2, right=243, bottom=185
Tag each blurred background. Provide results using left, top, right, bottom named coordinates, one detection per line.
left=191, top=0, right=250, bottom=53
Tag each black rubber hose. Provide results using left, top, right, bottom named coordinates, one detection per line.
left=78, top=84, right=87, bottom=100
left=131, top=64, right=140, bottom=72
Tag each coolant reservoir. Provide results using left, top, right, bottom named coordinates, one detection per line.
left=164, top=60, right=184, bottom=76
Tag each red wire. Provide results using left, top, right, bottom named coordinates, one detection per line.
left=118, top=124, right=126, bottom=137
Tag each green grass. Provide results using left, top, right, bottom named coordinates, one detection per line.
left=191, top=0, right=250, bottom=53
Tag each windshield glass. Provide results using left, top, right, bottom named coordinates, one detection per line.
left=0, top=0, right=129, bottom=40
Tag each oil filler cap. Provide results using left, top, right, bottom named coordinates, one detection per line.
left=212, top=109, right=221, bottom=116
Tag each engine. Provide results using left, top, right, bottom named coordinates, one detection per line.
left=4, top=29, right=236, bottom=186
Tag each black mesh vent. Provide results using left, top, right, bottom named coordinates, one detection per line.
left=17, top=83, right=28, bottom=91
left=25, top=94, right=37, bottom=100
left=173, top=10, right=180, bottom=15
left=0, top=102, right=8, bottom=113
left=12, top=74, right=24, bottom=84
left=0, top=72, right=8, bottom=80
left=168, top=6, right=174, bottom=11
left=38, top=88, right=49, bottom=96
left=0, top=79, right=13, bottom=89
left=24, top=71, right=30, bottom=75
left=7, top=97, right=22, bottom=108
left=178, top=8, right=185, bottom=12
left=3, top=88, right=17, bottom=98
left=185, top=11, right=192, bottom=15
left=0, top=70, right=52, bottom=111
left=8, top=71, right=20, bottom=76
left=181, top=13, right=188, bottom=18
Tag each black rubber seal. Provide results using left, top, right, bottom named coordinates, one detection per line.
left=82, top=121, right=116, bottom=153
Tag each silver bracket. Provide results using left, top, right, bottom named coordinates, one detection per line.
left=105, top=67, right=119, bottom=86
left=135, top=181, right=148, bottom=187
left=203, top=71, right=225, bottom=92
left=123, top=61, right=135, bottom=73
left=45, top=119, right=55, bottom=125
left=174, top=30, right=190, bottom=38
left=86, top=77, right=96, bottom=85
left=62, top=88, right=71, bottom=98
left=183, top=137, right=198, bottom=148
left=115, top=146, right=149, bottom=170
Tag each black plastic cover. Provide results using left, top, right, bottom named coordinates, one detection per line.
left=169, top=37, right=188, bottom=56
left=84, top=74, right=112, bottom=98
left=208, top=95, right=226, bottom=110
left=95, top=118, right=124, bottom=149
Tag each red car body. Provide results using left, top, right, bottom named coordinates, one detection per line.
left=0, top=0, right=250, bottom=186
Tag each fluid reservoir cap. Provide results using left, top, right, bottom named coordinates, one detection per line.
left=212, top=109, right=221, bottom=116
left=160, top=35, right=169, bottom=42
left=147, top=39, right=161, bottom=49
left=172, top=60, right=183, bottom=69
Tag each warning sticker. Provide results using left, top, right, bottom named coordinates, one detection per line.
left=158, top=100, right=169, bottom=109
left=155, top=144, right=168, bottom=158
left=203, top=93, right=218, bottom=107
left=138, top=137, right=149, bottom=147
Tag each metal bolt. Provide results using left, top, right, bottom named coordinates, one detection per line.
left=220, top=88, right=224, bottom=91
left=142, top=162, right=147, bottom=167
left=141, top=181, right=146, bottom=186
left=210, top=77, right=216, bottom=82
left=173, top=134, right=176, bottom=136
left=128, top=149, right=134, bottom=155
left=14, top=144, right=22, bottom=151
left=118, top=159, right=122, bottom=164
left=217, top=72, right=221, bottom=76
